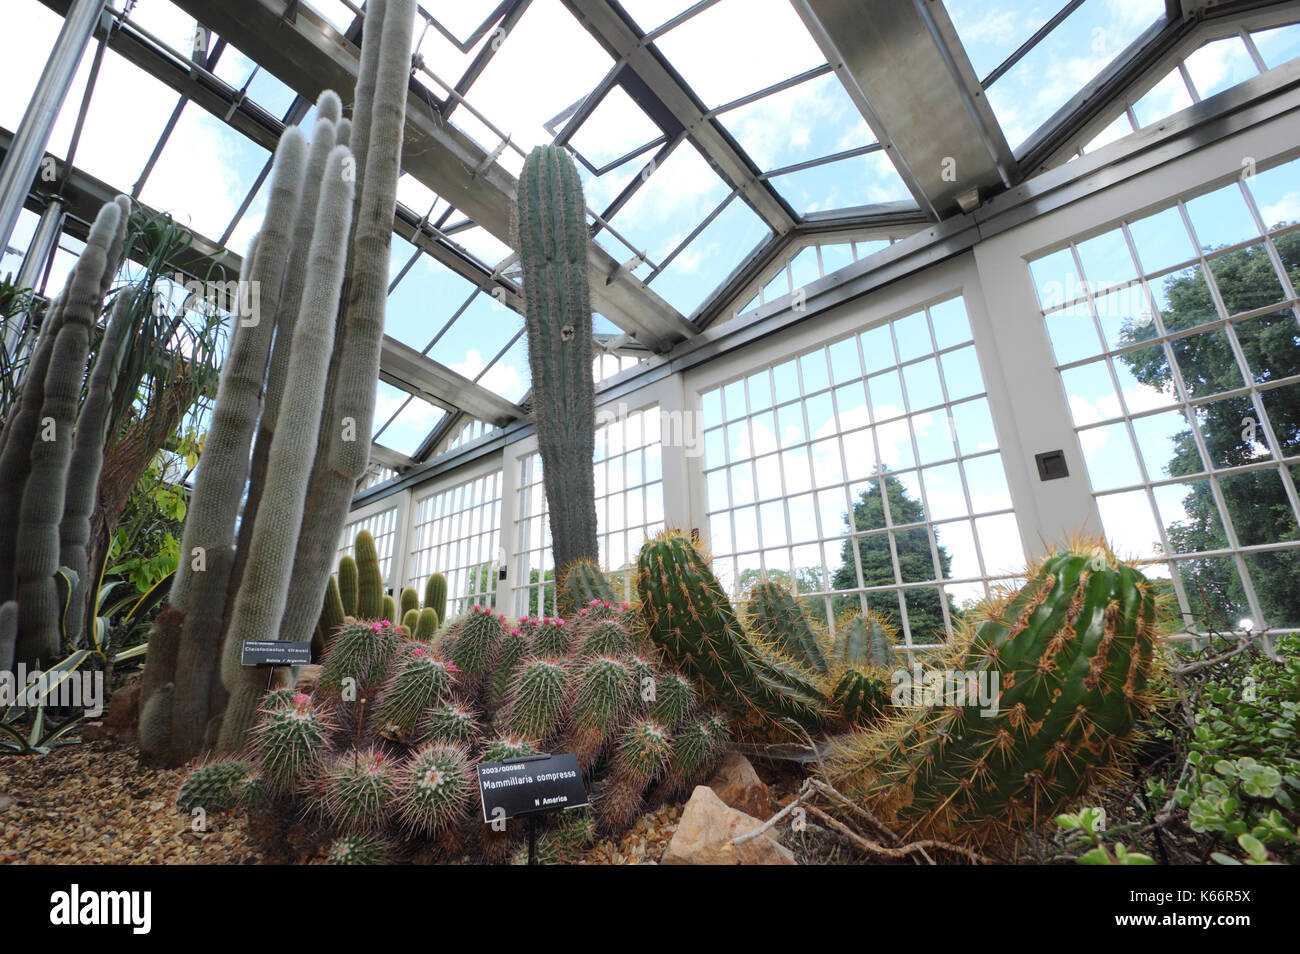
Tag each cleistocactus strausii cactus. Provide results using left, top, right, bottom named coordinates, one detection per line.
left=744, top=579, right=830, bottom=676
left=637, top=530, right=828, bottom=738
left=147, top=129, right=309, bottom=761
left=215, top=141, right=357, bottom=754
left=514, top=144, right=598, bottom=578
left=824, top=542, right=1167, bottom=849
left=414, top=607, right=439, bottom=641
left=12, top=197, right=128, bottom=665
left=423, top=572, right=447, bottom=625
left=558, top=559, right=618, bottom=618
left=277, top=0, right=416, bottom=657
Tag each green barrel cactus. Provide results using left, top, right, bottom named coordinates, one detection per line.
left=423, top=572, right=447, bottom=624
left=338, top=556, right=359, bottom=618
left=395, top=742, right=475, bottom=836
left=504, top=657, right=569, bottom=743
left=825, top=543, right=1166, bottom=847
left=375, top=642, right=457, bottom=738
left=328, top=833, right=389, bottom=865
left=637, top=530, right=827, bottom=737
left=559, top=559, right=618, bottom=617
left=254, top=693, right=334, bottom=796
left=177, top=760, right=257, bottom=813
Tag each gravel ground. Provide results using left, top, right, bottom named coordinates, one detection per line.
left=1, top=740, right=268, bottom=865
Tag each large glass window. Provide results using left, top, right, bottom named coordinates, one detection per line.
left=514, top=405, right=666, bottom=616
left=699, top=296, right=1024, bottom=648
left=1029, top=159, right=1300, bottom=635
left=407, top=470, right=503, bottom=614
left=337, top=505, right=401, bottom=586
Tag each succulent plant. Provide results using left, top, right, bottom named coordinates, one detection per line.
left=577, top=618, right=631, bottom=659
left=417, top=701, right=481, bottom=750
left=414, top=607, right=439, bottom=641
left=254, top=693, right=334, bottom=795
left=558, top=560, right=620, bottom=617
left=400, top=587, right=420, bottom=620
left=489, top=627, right=531, bottom=705
left=503, top=657, right=569, bottom=744
left=528, top=617, right=572, bottom=658
left=375, top=642, right=457, bottom=738
left=319, top=747, right=398, bottom=834
left=744, top=579, right=830, bottom=675
left=824, top=543, right=1167, bottom=848
left=338, top=556, right=359, bottom=618
left=423, top=572, right=447, bottom=624
left=319, top=619, right=402, bottom=695
left=394, top=742, right=475, bottom=836
left=594, top=719, right=672, bottom=830
left=660, top=715, right=730, bottom=796
left=637, top=530, right=828, bottom=738
left=446, top=604, right=507, bottom=681
left=562, top=655, right=635, bottom=768
left=648, top=671, right=697, bottom=729
left=177, top=760, right=257, bottom=813
left=327, top=832, right=390, bottom=865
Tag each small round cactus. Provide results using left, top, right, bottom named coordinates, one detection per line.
left=320, top=747, right=398, bottom=834
left=529, top=617, right=572, bottom=658
left=562, top=655, right=635, bottom=767
left=328, top=832, right=389, bottom=865
left=376, top=641, right=457, bottom=737
left=417, top=701, right=481, bottom=749
left=578, top=619, right=630, bottom=658
left=448, top=605, right=507, bottom=678
left=504, top=657, right=569, bottom=743
left=319, top=618, right=402, bottom=693
left=254, top=693, right=334, bottom=795
left=490, top=628, right=531, bottom=704
left=648, top=671, right=697, bottom=729
left=177, top=760, right=255, bottom=813
left=482, top=734, right=537, bottom=762
left=595, top=719, right=671, bottom=829
left=395, top=742, right=475, bottom=836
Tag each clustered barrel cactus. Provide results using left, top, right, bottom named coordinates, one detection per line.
left=137, top=0, right=417, bottom=765
left=824, top=542, right=1167, bottom=849
left=179, top=601, right=730, bottom=863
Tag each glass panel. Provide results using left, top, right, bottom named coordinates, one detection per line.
left=1184, top=183, right=1261, bottom=251
left=1131, top=69, right=1193, bottom=128
left=1251, top=22, right=1300, bottom=70
left=1183, top=36, right=1259, bottom=101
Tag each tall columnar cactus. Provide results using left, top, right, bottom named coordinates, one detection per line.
left=423, top=572, right=447, bottom=624
left=59, top=276, right=138, bottom=648
left=338, top=556, right=359, bottom=618
left=138, top=127, right=309, bottom=762
left=0, top=601, right=16, bottom=674
left=215, top=142, right=357, bottom=754
left=637, top=530, right=828, bottom=737
left=744, top=580, right=829, bottom=675
left=400, top=587, right=420, bottom=620
left=514, top=144, right=598, bottom=577
left=831, top=611, right=897, bottom=670
left=414, top=607, right=439, bottom=641
left=825, top=543, right=1166, bottom=848
left=354, top=530, right=385, bottom=621
left=278, top=0, right=415, bottom=654
left=559, top=560, right=618, bottom=618
left=13, top=197, right=129, bottom=665
left=0, top=291, right=67, bottom=606
left=318, top=575, right=347, bottom=658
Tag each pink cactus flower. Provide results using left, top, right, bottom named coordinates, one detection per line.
left=292, top=693, right=311, bottom=709
left=471, top=604, right=482, bottom=613
left=446, top=662, right=459, bottom=674
left=412, top=646, right=425, bottom=656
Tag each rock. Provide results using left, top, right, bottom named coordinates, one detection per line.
left=293, top=664, right=323, bottom=694
left=661, top=785, right=795, bottom=866
left=101, top=679, right=140, bottom=743
left=708, top=751, right=773, bottom=818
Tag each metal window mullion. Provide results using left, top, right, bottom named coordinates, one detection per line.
left=1240, top=28, right=1268, bottom=74
left=789, top=350, right=826, bottom=595
left=879, top=318, right=912, bottom=645
left=821, top=351, right=862, bottom=631
left=1177, top=61, right=1201, bottom=103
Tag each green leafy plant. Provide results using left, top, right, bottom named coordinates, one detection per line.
left=1174, top=633, right=1298, bottom=865
left=1056, top=807, right=1155, bottom=865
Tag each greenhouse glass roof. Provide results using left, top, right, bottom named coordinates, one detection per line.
left=3, top=0, right=1298, bottom=470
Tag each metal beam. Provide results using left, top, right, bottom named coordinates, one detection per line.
left=562, top=0, right=797, bottom=237
left=791, top=0, right=1019, bottom=219
left=379, top=335, right=524, bottom=427
left=165, top=0, right=696, bottom=352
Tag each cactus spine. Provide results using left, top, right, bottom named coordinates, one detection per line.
left=637, top=530, right=827, bottom=737
left=825, top=544, right=1165, bottom=848
left=514, top=144, right=598, bottom=577
left=558, top=559, right=618, bottom=618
